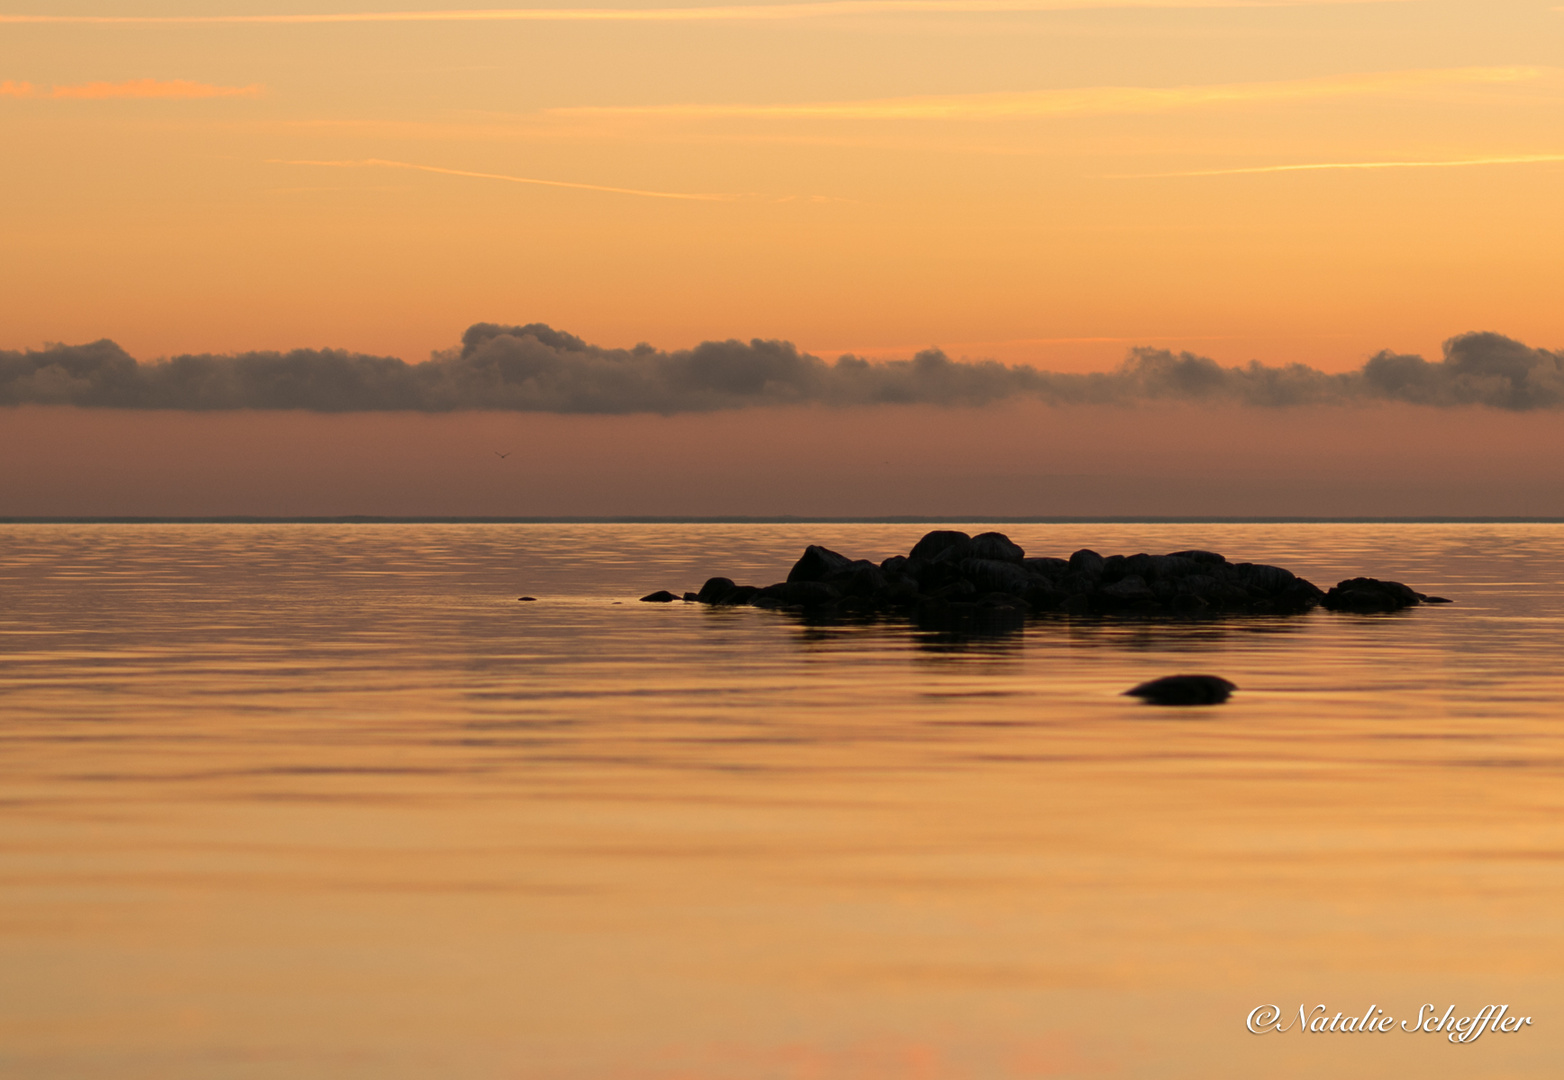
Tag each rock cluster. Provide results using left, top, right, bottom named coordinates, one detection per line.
left=641, top=529, right=1450, bottom=620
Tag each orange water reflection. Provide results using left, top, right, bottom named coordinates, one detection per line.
left=0, top=524, right=1560, bottom=1077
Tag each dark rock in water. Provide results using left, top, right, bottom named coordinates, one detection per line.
left=1168, top=549, right=1227, bottom=567
left=1059, top=593, right=1093, bottom=615
left=682, top=592, right=699, bottom=603
left=716, top=584, right=761, bottom=605
left=756, top=580, right=841, bottom=608
left=1233, top=562, right=1297, bottom=591
left=639, top=590, right=679, bottom=603
left=787, top=544, right=856, bottom=583
left=671, top=535, right=1446, bottom=632
left=969, top=531, right=1025, bottom=561
left=1125, top=674, right=1237, bottom=706
left=695, top=577, right=738, bottom=604
left=517, top=596, right=538, bottom=602
left=958, top=557, right=1034, bottom=596
left=909, top=530, right=972, bottom=562
left=928, top=579, right=978, bottom=601
left=1322, top=577, right=1424, bottom=611
left=1099, top=574, right=1157, bottom=607
left=1421, top=595, right=1454, bottom=604
left=977, top=592, right=1029, bottom=610
left=1069, top=549, right=1106, bottom=576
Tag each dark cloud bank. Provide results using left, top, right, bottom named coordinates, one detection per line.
left=3, top=323, right=1562, bottom=413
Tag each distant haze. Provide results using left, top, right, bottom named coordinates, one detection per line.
left=5, top=400, right=1563, bottom=519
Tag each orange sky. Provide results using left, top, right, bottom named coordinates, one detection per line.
left=3, top=0, right=1562, bottom=371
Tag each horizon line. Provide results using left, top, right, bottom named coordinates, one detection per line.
left=4, top=516, right=1561, bottom=525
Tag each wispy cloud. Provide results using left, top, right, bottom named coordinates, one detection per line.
left=273, top=157, right=744, bottom=201
left=1117, top=153, right=1564, bottom=177
left=0, top=78, right=262, bottom=99
left=551, top=67, right=1541, bottom=121
left=0, top=0, right=1414, bottom=25
left=50, top=78, right=263, bottom=99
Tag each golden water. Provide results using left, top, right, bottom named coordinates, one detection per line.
left=1, top=523, right=1560, bottom=1078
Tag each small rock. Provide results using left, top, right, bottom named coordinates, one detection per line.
left=1322, top=577, right=1423, bottom=612
left=639, top=590, right=679, bottom=603
left=517, top=596, right=538, bottom=602
left=1125, top=674, right=1237, bottom=706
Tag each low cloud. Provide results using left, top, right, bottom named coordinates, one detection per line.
left=3, top=324, right=1561, bottom=414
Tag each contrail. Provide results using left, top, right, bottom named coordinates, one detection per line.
left=1112, top=153, right=1564, bottom=178
left=272, top=157, right=743, bottom=201
left=0, top=0, right=1415, bottom=25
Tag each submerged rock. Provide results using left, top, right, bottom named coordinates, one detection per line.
left=1125, top=674, right=1237, bottom=706
left=639, top=590, right=679, bottom=603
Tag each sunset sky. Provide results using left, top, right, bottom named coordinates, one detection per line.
left=3, top=0, right=1562, bottom=516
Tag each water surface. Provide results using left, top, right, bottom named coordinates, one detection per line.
left=1, top=523, right=1561, bottom=1078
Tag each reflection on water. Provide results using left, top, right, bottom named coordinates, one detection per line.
left=0, top=523, right=1562, bottom=1079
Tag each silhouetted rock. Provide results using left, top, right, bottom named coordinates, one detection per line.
left=1069, top=548, right=1105, bottom=576
left=909, top=530, right=972, bottom=562
left=787, top=544, right=856, bottom=583
left=716, top=585, right=761, bottom=605
left=1168, top=549, right=1226, bottom=566
left=969, top=531, right=1025, bottom=561
left=1125, top=674, right=1237, bottom=705
left=639, top=590, right=679, bottom=603
left=756, top=580, right=841, bottom=608
left=1100, top=574, right=1157, bottom=607
left=664, top=536, right=1447, bottom=630
left=695, top=577, right=738, bottom=604
left=958, top=557, right=1034, bottom=596
left=1322, top=577, right=1425, bottom=611
left=517, top=596, right=538, bottom=601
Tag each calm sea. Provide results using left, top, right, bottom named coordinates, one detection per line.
left=1, top=523, right=1561, bottom=1079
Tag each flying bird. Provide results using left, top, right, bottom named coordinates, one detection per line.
left=494, top=451, right=512, bottom=459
